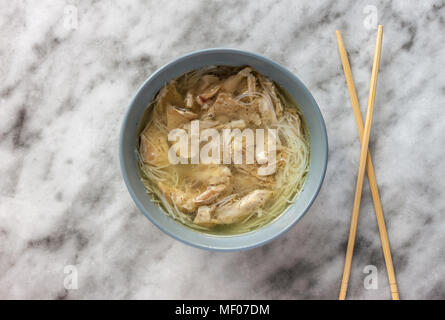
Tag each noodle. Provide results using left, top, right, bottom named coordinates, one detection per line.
left=136, top=66, right=310, bottom=235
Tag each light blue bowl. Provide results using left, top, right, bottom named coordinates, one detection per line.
left=120, top=48, right=328, bottom=251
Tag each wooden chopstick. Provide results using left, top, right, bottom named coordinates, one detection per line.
left=336, top=29, right=399, bottom=300
left=338, top=25, right=385, bottom=300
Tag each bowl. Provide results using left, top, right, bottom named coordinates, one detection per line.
left=120, top=48, right=328, bottom=251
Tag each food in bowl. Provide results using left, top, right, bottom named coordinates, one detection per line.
left=136, top=66, right=310, bottom=235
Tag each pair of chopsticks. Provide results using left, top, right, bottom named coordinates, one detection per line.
left=336, top=26, right=399, bottom=300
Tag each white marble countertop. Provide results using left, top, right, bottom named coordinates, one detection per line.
left=1, top=0, right=444, bottom=299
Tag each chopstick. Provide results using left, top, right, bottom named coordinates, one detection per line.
left=337, top=25, right=389, bottom=300
left=336, top=29, right=399, bottom=300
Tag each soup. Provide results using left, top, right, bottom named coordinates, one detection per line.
left=137, top=66, right=310, bottom=235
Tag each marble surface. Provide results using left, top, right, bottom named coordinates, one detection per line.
left=1, top=0, right=444, bottom=300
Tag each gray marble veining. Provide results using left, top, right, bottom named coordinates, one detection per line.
left=0, top=0, right=444, bottom=299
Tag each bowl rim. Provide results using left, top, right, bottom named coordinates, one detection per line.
left=119, top=48, right=328, bottom=251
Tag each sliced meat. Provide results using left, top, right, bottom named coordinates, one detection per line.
left=166, top=105, right=198, bottom=130
left=194, top=185, right=227, bottom=205
left=153, top=81, right=183, bottom=120
left=193, top=205, right=216, bottom=227
left=222, top=67, right=252, bottom=92
left=210, top=93, right=261, bottom=126
left=258, top=75, right=284, bottom=118
left=256, top=97, right=277, bottom=124
left=140, top=124, right=170, bottom=167
left=197, top=83, right=221, bottom=103
left=195, top=75, right=219, bottom=92
left=212, top=190, right=273, bottom=224
left=184, top=91, right=195, bottom=109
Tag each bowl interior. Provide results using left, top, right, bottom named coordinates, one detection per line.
left=120, top=49, right=327, bottom=251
